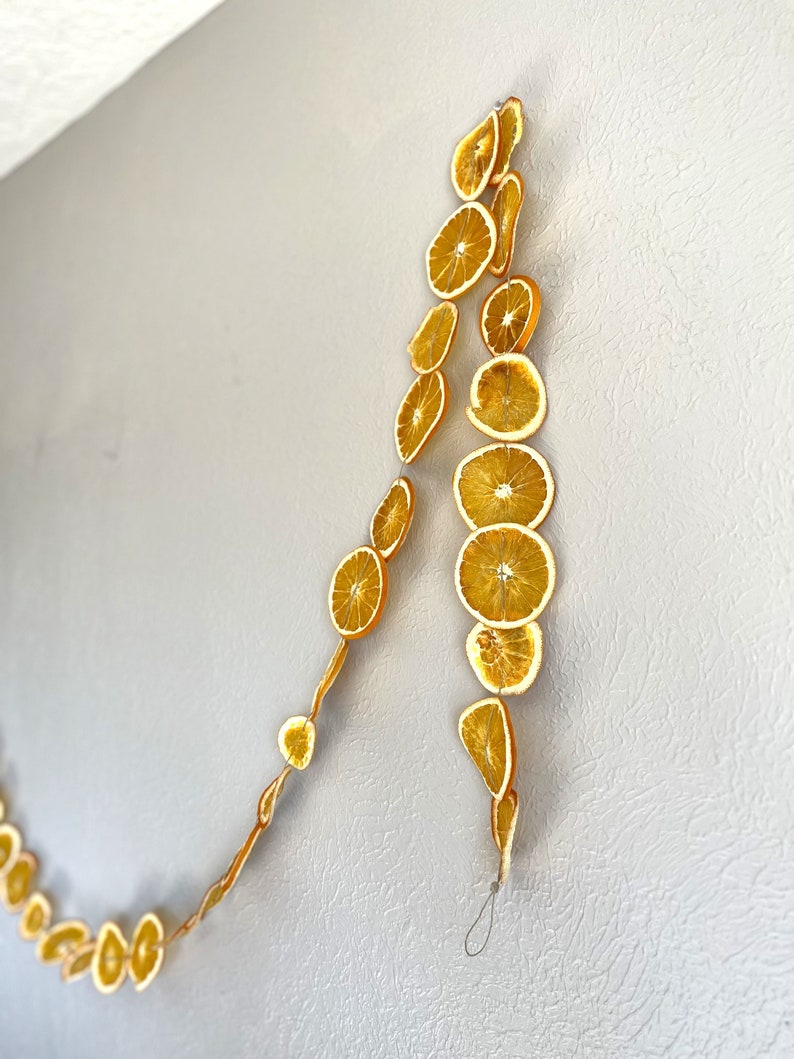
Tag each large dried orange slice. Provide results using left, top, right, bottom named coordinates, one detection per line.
left=426, top=203, right=497, bottom=300
left=36, top=919, right=91, bottom=965
left=0, top=850, right=37, bottom=913
left=61, top=940, right=96, bottom=983
left=455, top=523, right=555, bottom=628
left=278, top=715, right=316, bottom=770
left=18, top=891, right=52, bottom=941
left=408, top=302, right=459, bottom=374
left=92, top=921, right=128, bottom=995
left=370, top=477, right=415, bottom=561
left=466, top=621, right=543, bottom=695
left=489, top=172, right=524, bottom=277
left=129, top=913, right=165, bottom=992
left=453, top=443, right=554, bottom=531
left=458, top=697, right=515, bottom=800
left=394, top=370, right=449, bottom=464
left=491, top=789, right=519, bottom=884
left=490, top=97, right=524, bottom=185
left=0, top=822, right=21, bottom=877
left=466, top=354, right=546, bottom=441
left=480, top=276, right=541, bottom=356
left=451, top=110, right=500, bottom=201
left=328, top=545, right=388, bottom=640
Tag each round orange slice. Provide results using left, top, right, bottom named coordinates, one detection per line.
left=466, top=621, right=543, bottom=695
left=426, top=203, right=497, bottom=300
left=61, top=939, right=97, bottom=983
left=480, top=276, right=541, bottom=356
left=491, top=789, right=519, bottom=884
left=466, top=353, right=546, bottom=441
left=278, top=715, right=316, bottom=770
left=370, top=477, right=415, bottom=561
left=451, top=110, right=500, bottom=201
left=490, top=97, right=525, bottom=185
left=408, top=302, right=459, bottom=374
left=129, top=913, right=165, bottom=992
left=36, top=919, right=91, bottom=965
left=453, top=443, right=554, bottom=531
left=18, top=891, right=52, bottom=941
left=328, top=545, right=388, bottom=640
left=394, top=370, right=449, bottom=464
left=455, top=523, right=555, bottom=629
left=0, top=822, right=21, bottom=877
left=489, top=172, right=524, bottom=277
left=92, top=921, right=128, bottom=995
left=0, top=850, right=37, bottom=913
left=458, top=697, right=516, bottom=800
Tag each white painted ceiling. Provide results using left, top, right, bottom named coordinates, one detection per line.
left=0, top=0, right=227, bottom=179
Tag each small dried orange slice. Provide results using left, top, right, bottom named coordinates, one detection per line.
left=36, top=919, right=91, bottom=965
left=18, top=891, right=52, bottom=941
left=455, top=523, right=555, bottom=628
left=328, top=545, right=388, bottom=640
left=0, top=850, right=37, bottom=913
left=61, top=939, right=96, bottom=983
left=458, top=697, right=516, bottom=800
left=490, top=97, right=525, bottom=185
left=489, top=172, right=524, bottom=277
left=491, top=789, right=519, bottom=884
left=0, top=822, right=21, bottom=877
left=408, top=302, right=459, bottom=374
left=258, top=767, right=290, bottom=826
left=466, top=621, right=543, bottom=695
left=466, top=353, right=546, bottom=441
left=453, top=443, right=554, bottom=531
left=129, top=913, right=165, bottom=992
left=310, top=638, right=349, bottom=720
left=394, top=370, right=449, bottom=464
left=278, top=715, right=316, bottom=770
left=426, top=203, right=497, bottom=300
left=480, top=276, right=541, bottom=356
left=92, top=921, right=128, bottom=995
left=451, top=110, right=500, bottom=201
left=370, top=477, right=415, bottom=561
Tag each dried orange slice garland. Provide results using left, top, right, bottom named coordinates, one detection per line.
left=0, top=104, right=513, bottom=992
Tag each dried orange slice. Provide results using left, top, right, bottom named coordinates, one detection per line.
left=490, top=97, right=524, bottom=185
left=394, top=370, right=449, bottom=464
left=0, top=850, right=37, bottom=913
left=258, top=767, right=290, bottom=826
left=408, top=302, right=459, bottom=374
left=92, top=921, right=128, bottom=995
left=451, top=110, right=500, bottom=201
left=453, top=443, right=554, bottom=531
left=466, top=621, right=543, bottom=695
left=370, top=477, right=415, bottom=561
left=458, top=697, right=516, bottom=800
left=328, top=545, right=388, bottom=640
left=278, top=715, right=316, bottom=770
left=18, top=891, right=52, bottom=941
left=466, top=353, right=546, bottom=441
left=491, top=789, right=519, bottom=884
left=480, top=276, right=540, bottom=356
left=129, top=913, right=165, bottom=992
left=455, top=523, right=555, bottom=628
left=426, top=203, right=497, bottom=300
left=36, top=919, right=91, bottom=965
left=0, top=822, right=21, bottom=877
left=310, top=638, right=349, bottom=720
left=489, top=172, right=524, bottom=277
left=61, top=940, right=96, bottom=983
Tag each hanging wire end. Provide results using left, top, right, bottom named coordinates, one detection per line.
left=464, top=879, right=500, bottom=956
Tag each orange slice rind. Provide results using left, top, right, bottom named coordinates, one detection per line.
left=92, top=921, right=128, bottom=995
left=490, top=97, right=524, bottom=185
left=0, top=850, right=37, bottom=913
left=489, top=172, right=524, bottom=277
left=61, top=939, right=97, bottom=983
left=458, top=697, right=516, bottom=800
left=18, top=891, right=52, bottom=941
left=328, top=545, right=388, bottom=640
left=480, top=276, right=541, bottom=357
left=278, top=716, right=316, bottom=771
left=451, top=110, right=500, bottom=201
left=370, top=477, right=415, bottom=561
left=129, top=913, right=165, bottom=992
left=466, top=621, right=543, bottom=696
left=491, top=789, right=519, bottom=884
left=394, top=370, right=449, bottom=465
left=426, top=202, right=497, bottom=300
left=36, top=919, right=91, bottom=965
left=466, top=353, right=546, bottom=441
left=408, top=302, right=459, bottom=374
left=0, top=822, right=21, bottom=878
left=453, top=443, right=554, bottom=531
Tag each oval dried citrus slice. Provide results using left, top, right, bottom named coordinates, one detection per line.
left=0, top=822, right=21, bottom=877
left=455, top=523, right=555, bottom=628
left=0, top=850, right=37, bottom=913
left=328, top=545, right=388, bottom=640
left=61, top=940, right=96, bottom=983
left=458, top=697, right=516, bottom=800
left=480, top=276, right=541, bottom=356
left=278, top=715, right=316, bottom=770
left=408, top=302, right=459, bottom=374
left=466, top=621, right=543, bottom=695
left=491, top=789, right=519, bottom=884
left=466, top=353, right=546, bottom=441
left=490, top=97, right=525, bottom=185
left=394, top=370, right=449, bottom=464
left=36, top=919, right=91, bottom=965
left=129, top=913, right=165, bottom=992
left=489, top=172, right=524, bottom=277
left=18, top=891, right=52, bottom=941
left=370, top=477, right=415, bottom=561
left=451, top=110, right=500, bottom=201
left=426, top=202, right=497, bottom=300
left=453, top=443, right=554, bottom=531
left=92, top=921, right=128, bottom=995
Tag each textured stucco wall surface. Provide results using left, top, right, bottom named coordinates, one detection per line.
left=0, top=1, right=792, bottom=1057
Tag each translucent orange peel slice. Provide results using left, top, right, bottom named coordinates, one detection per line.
left=490, top=97, right=525, bottom=185
left=408, top=302, right=459, bottom=374
left=480, top=276, right=541, bottom=356
left=370, top=477, right=415, bottom=561
left=36, top=919, right=91, bottom=965
left=0, top=850, right=37, bottom=913
left=278, top=715, right=316, bottom=771
left=18, top=891, right=52, bottom=941
left=466, top=353, right=546, bottom=441
left=0, top=822, right=21, bottom=877
left=466, top=621, right=543, bottom=696
left=310, top=638, right=349, bottom=720
left=92, top=921, right=128, bottom=995
left=426, top=203, right=497, bottom=300
left=458, top=697, right=516, bottom=800
left=491, top=789, right=519, bottom=884
left=394, top=370, right=449, bottom=464
left=489, top=172, right=524, bottom=277
left=328, top=545, right=388, bottom=640
left=61, top=940, right=97, bottom=983
left=129, top=913, right=165, bottom=992
left=258, top=767, right=290, bottom=826
left=453, top=443, right=555, bottom=531
left=451, top=110, right=500, bottom=201
left=455, top=523, right=556, bottom=628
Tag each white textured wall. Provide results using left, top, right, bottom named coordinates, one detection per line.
left=0, top=1, right=792, bottom=1057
